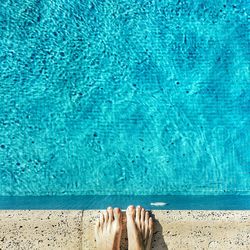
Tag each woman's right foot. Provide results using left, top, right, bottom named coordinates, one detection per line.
left=95, top=207, right=122, bottom=250
left=126, top=205, right=154, bottom=250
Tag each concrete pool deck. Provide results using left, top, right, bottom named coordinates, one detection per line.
left=0, top=210, right=249, bottom=249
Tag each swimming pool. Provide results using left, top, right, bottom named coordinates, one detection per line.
left=0, top=0, right=249, bottom=208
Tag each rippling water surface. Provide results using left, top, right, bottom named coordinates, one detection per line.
left=0, top=0, right=249, bottom=195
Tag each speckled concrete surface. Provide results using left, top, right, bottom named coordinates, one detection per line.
left=0, top=210, right=249, bottom=250
left=0, top=210, right=83, bottom=250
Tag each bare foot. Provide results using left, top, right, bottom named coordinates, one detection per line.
left=95, top=207, right=122, bottom=250
left=126, top=205, right=154, bottom=250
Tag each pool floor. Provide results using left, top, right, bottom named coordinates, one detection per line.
left=0, top=0, right=249, bottom=197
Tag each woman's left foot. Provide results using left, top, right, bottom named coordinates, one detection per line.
left=95, top=207, right=122, bottom=250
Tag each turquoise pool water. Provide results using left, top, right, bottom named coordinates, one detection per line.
left=1, top=196, right=250, bottom=210
left=0, top=0, right=249, bottom=196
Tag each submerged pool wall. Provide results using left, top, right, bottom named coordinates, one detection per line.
left=0, top=0, right=249, bottom=195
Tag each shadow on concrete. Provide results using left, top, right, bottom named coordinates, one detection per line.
left=151, top=214, right=168, bottom=250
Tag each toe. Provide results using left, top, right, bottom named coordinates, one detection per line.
left=144, top=211, right=149, bottom=239
left=104, top=210, right=109, bottom=224
left=95, top=212, right=103, bottom=238
left=140, top=208, right=145, bottom=233
left=136, top=206, right=141, bottom=228
left=114, top=207, right=122, bottom=222
left=99, top=212, right=104, bottom=227
left=140, top=208, right=145, bottom=223
left=145, top=211, right=149, bottom=223
left=149, top=217, right=154, bottom=236
left=95, top=220, right=100, bottom=237
left=126, top=205, right=136, bottom=219
left=107, top=207, right=114, bottom=223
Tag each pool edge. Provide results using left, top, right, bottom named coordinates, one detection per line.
left=0, top=209, right=249, bottom=249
